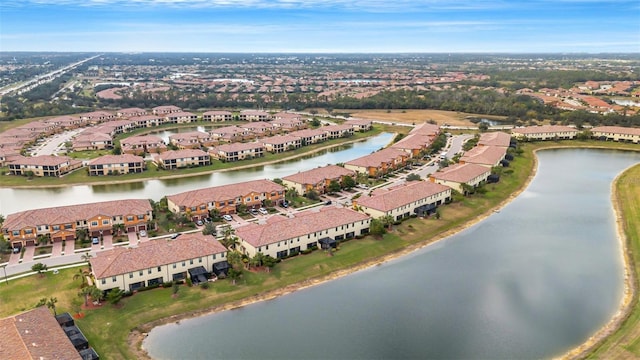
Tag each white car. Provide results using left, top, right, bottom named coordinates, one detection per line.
left=258, top=208, right=268, bottom=215
left=139, top=230, right=147, bottom=237
left=223, top=214, right=233, bottom=221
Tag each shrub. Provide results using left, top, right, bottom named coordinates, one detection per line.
left=199, top=282, right=210, bottom=290
left=162, top=281, right=174, bottom=288
left=186, top=278, right=193, bottom=287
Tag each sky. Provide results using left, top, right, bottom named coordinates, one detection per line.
left=0, top=0, right=639, bottom=53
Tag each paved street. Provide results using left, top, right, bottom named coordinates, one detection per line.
left=32, top=128, right=84, bottom=156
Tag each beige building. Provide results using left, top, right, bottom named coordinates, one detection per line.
left=345, top=148, right=410, bottom=177
left=459, top=145, right=507, bottom=167
left=166, top=179, right=285, bottom=219
left=88, top=154, right=145, bottom=176
left=239, top=110, right=270, bottom=122
left=164, top=111, right=198, bottom=124
left=262, top=135, right=302, bottom=153
left=153, top=149, right=210, bottom=169
left=237, top=207, right=371, bottom=259
left=203, top=110, right=233, bottom=122
left=591, top=126, right=640, bottom=143
left=91, top=233, right=228, bottom=291
left=152, top=105, right=181, bottom=115
left=282, top=165, right=355, bottom=196
left=209, top=142, right=265, bottom=162
left=511, top=125, right=578, bottom=141
left=72, top=132, right=113, bottom=151
left=169, top=131, right=216, bottom=149
left=429, top=163, right=491, bottom=194
left=290, top=128, right=328, bottom=145
left=355, top=180, right=451, bottom=220
left=120, top=135, right=167, bottom=155
left=8, top=155, right=83, bottom=177
left=2, top=199, right=152, bottom=248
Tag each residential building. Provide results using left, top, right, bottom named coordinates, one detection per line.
left=410, top=122, right=440, bottom=136
left=272, top=117, right=306, bottom=132
left=355, top=180, right=451, bottom=220
left=2, top=199, right=152, bottom=248
left=153, top=149, right=210, bottom=169
left=459, top=145, right=507, bottom=167
left=90, top=233, right=228, bottom=291
left=88, top=154, right=145, bottom=176
left=282, top=165, right=355, bottom=196
left=237, top=207, right=371, bottom=259
left=164, top=111, right=198, bottom=124
left=79, top=110, right=116, bottom=124
left=591, top=126, right=640, bottom=144
left=209, top=142, right=265, bottom=162
left=345, top=147, right=410, bottom=177
left=478, top=131, right=512, bottom=147
left=345, top=119, right=373, bottom=132
left=239, top=110, right=270, bottom=122
left=72, top=132, right=113, bottom=151
left=152, top=105, right=181, bottom=115
left=210, top=126, right=253, bottom=143
left=8, top=155, right=83, bottom=177
left=117, top=107, right=147, bottom=118
left=203, top=110, right=233, bottom=122
left=242, top=121, right=278, bottom=137
left=390, top=133, right=434, bottom=157
left=261, top=135, right=301, bottom=153
left=45, top=115, right=85, bottom=129
left=0, top=307, right=84, bottom=360
left=128, top=114, right=164, bottom=128
left=166, top=179, right=285, bottom=219
left=289, top=128, right=328, bottom=145
left=120, top=135, right=167, bottom=155
left=511, top=125, right=578, bottom=141
left=0, top=147, right=20, bottom=167
left=169, top=131, right=216, bottom=149
left=429, top=163, right=491, bottom=193
left=322, top=124, right=354, bottom=139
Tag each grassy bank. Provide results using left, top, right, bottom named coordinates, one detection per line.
left=585, top=163, right=640, bottom=359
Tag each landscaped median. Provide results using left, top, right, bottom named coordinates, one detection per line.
left=1, top=140, right=639, bottom=360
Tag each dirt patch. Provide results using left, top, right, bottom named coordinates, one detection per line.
left=346, top=109, right=504, bottom=127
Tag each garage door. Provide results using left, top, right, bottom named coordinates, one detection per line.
left=52, top=236, right=63, bottom=243
left=25, top=240, right=35, bottom=246
left=102, top=229, right=112, bottom=235
left=138, top=225, right=147, bottom=231
left=127, top=227, right=136, bottom=233
left=65, top=234, right=75, bottom=241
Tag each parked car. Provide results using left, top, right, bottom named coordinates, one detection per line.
left=249, top=208, right=259, bottom=215
left=170, top=233, right=181, bottom=239
left=196, top=220, right=204, bottom=226
left=324, top=200, right=332, bottom=205
left=258, top=208, right=268, bottom=215
left=92, top=237, right=100, bottom=245
left=357, top=184, right=369, bottom=189
left=139, top=230, right=147, bottom=237
left=12, top=247, right=21, bottom=254
left=222, top=214, right=233, bottom=221
left=281, top=201, right=289, bottom=208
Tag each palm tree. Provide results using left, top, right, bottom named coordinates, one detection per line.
left=79, top=286, right=103, bottom=306
left=31, top=263, right=48, bottom=277
left=73, top=267, right=89, bottom=288
left=250, top=252, right=266, bottom=269
left=81, top=252, right=93, bottom=270
left=46, top=297, right=58, bottom=316
left=380, top=215, right=394, bottom=230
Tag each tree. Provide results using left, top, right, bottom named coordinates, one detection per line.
left=342, top=175, right=356, bottom=190
left=380, top=215, right=395, bottom=230
left=79, top=286, right=102, bottom=306
left=369, top=218, right=386, bottom=237
left=286, top=188, right=299, bottom=200
left=0, top=214, right=4, bottom=227
left=46, top=297, right=58, bottom=316
left=406, top=173, right=421, bottom=181
left=172, top=283, right=180, bottom=296
left=306, top=189, right=320, bottom=201
left=73, top=267, right=89, bottom=288
left=220, top=226, right=238, bottom=249
left=32, top=263, right=48, bottom=277
left=250, top=252, right=266, bottom=269
left=478, top=122, right=489, bottom=132
left=202, top=222, right=216, bottom=236
left=106, top=289, right=125, bottom=306
left=81, top=252, right=93, bottom=269
left=227, top=268, right=243, bottom=285
left=328, top=180, right=341, bottom=194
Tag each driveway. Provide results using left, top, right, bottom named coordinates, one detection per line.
left=8, top=250, right=22, bottom=265
left=127, top=232, right=139, bottom=244
left=102, top=234, right=114, bottom=249
left=22, top=246, right=36, bottom=263
left=63, top=240, right=75, bottom=255
left=51, top=241, right=63, bottom=257
left=32, top=128, right=85, bottom=156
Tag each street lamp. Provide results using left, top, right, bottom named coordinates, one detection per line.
left=1, top=265, right=7, bottom=284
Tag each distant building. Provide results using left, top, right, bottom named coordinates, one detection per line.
left=282, top=165, right=355, bottom=196
left=153, top=149, right=210, bottom=169
left=511, top=125, right=578, bottom=141
left=429, top=163, right=491, bottom=194
left=88, top=154, right=145, bottom=176
left=8, top=155, right=83, bottom=177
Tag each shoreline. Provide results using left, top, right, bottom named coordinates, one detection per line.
left=131, top=143, right=541, bottom=359
left=559, top=163, right=638, bottom=360
left=0, top=135, right=385, bottom=189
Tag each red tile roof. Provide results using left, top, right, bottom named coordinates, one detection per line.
left=478, top=131, right=511, bottom=147
left=430, top=163, right=490, bottom=183
left=237, top=207, right=370, bottom=248
left=0, top=306, right=82, bottom=360
left=167, top=179, right=285, bottom=208
left=459, top=145, right=506, bottom=166
left=89, top=154, right=144, bottom=166
left=345, top=147, right=408, bottom=168
left=282, top=165, right=355, bottom=185
left=358, top=181, right=451, bottom=212
left=154, top=149, right=208, bottom=161
left=91, top=233, right=227, bottom=279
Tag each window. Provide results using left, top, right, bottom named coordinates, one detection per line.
left=173, top=264, right=176, bottom=269
left=148, top=269, right=152, bottom=274
left=189, top=259, right=193, bottom=265
left=102, top=220, right=109, bottom=225
left=182, top=261, right=185, bottom=267
left=101, top=279, right=106, bottom=285
left=139, top=271, right=143, bottom=276
left=127, top=216, right=134, bottom=221
left=129, top=273, right=133, bottom=279
left=157, top=267, right=161, bottom=272
left=212, top=254, right=216, bottom=260
left=199, top=258, right=202, bottom=263
left=112, top=277, right=116, bottom=282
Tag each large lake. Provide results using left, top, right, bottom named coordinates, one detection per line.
left=143, top=148, right=639, bottom=359
left=0, top=133, right=394, bottom=215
